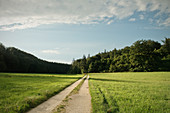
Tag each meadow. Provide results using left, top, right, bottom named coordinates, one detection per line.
left=0, top=73, right=83, bottom=113
left=89, top=72, right=170, bottom=113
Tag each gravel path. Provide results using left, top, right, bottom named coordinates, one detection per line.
left=65, top=75, right=91, bottom=113
left=27, top=76, right=86, bottom=113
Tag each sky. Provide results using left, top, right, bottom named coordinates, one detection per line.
left=0, top=0, right=170, bottom=64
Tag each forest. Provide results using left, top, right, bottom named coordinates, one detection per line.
left=0, top=44, right=70, bottom=74
left=0, top=38, right=169, bottom=74
left=70, top=38, right=170, bottom=73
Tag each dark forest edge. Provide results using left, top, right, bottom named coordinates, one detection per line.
left=70, top=38, right=170, bottom=74
left=0, top=38, right=170, bottom=74
left=0, top=44, right=71, bottom=74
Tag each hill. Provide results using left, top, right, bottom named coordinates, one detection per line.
left=70, top=38, right=170, bottom=73
left=0, top=43, right=70, bottom=73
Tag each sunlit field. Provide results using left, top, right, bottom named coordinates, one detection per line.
left=0, top=73, right=83, bottom=113
left=89, top=72, right=170, bottom=113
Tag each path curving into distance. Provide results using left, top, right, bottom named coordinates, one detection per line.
left=27, top=75, right=86, bottom=113
left=65, top=75, right=92, bottom=113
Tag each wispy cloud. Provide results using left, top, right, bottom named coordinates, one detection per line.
left=42, top=50, right=60, bottom=55
left=0, top=0, right=170, bottom=31
left=129, top=18, right=136, bottom=22
left=139, top=15, right=144, bottom=20
left=159, top=17, right=170, bottom=27
left=107, top=20, right=114, bottom=25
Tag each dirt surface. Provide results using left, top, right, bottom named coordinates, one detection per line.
left=65, top=75, right=91, bottom=113
left=27, top=76, right=86, bottom=113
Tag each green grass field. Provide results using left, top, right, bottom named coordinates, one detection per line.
left=89, top=72, right=170, bottom=113
left=0, top=73, right=83, bottom=113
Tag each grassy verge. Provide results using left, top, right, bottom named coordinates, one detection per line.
left=0, top=73, right=83, bottom=113
left=89, top=72, right=170, bottom=113
left=53, top=75, right=87, bottom=113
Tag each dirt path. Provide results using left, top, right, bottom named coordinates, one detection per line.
left=65, top=75, right=91, bottom=113
left=27, top=75, right=86, bottom=113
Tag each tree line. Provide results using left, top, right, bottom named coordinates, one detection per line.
left=70, top=38, right=170, bottom=74
left=0, top=43, right=71, bottom=74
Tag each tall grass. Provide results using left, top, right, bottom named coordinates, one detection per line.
left=89, top=72, right=170, bottom=113
left=0, top=73, right=83, bottom=113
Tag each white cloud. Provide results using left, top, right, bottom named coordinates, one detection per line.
left=0, top=0, right=170, bottom=31
left=159, top=17, right=170, bottom=26
left=129, top=18, right=136, bottom=21
left=107, top=20, right=114, bottom=25
left=144, top=26, right=164, bottom=30
left=42, top=50, right=60, bottom=55
left=149, top=18, right=154, bottom=23
left=139, top=15, right=144, bottom=20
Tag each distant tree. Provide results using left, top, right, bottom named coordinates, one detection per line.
left=159, top=38, right=170, bottom=56
left=104, top=49, right=106, bottom=53
left=0, top=43, right=6, bottom=71
left=109, top=64, right=116, bottom=72
left=87, top=54, right=90, bottom=58
left=130, top=40, right=161, bottom=71
left=80, top=55, right=88, bottom=73
left=88, top=63, right=94, bottom=73
left=72, top=58, right=75, bottom=64
left=88, top=61, right=100, bottom=73
left=157, top=38, right=170, bottom=71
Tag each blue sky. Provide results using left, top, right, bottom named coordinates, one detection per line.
left=0, top=0, right=170, bottom=64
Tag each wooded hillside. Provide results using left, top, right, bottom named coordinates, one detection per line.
left=70, top=38, right=170, bottom=73
left=0, top=44, right=71, bottom=73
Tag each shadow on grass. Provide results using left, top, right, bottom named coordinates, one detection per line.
left=89, top=78, right=140, bottom=83
left=0, top=75, right=82, bottom=80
